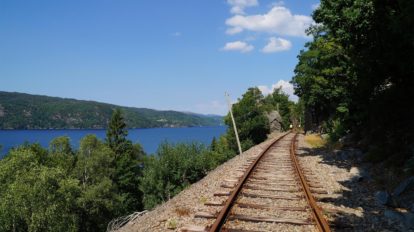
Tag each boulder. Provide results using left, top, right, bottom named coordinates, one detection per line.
left=384, top=209, right=414, bottom=229
left=336, top=148, right=364, bottom=161
left=404, top=212, right=414, bottom=229
left=349, top=166, right=370, bottom=182
left=393, top=176, right=414, bottom=196
left=384, top=209, right=404, bottom=222
left=375, top=191, right=391, bottom=205
left=266, top=111, right=282, bottom=133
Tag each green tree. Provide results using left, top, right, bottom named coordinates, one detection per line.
left=224, top=87, right=269, bottom=152
left=140, top=142, right=211, bottom=209
left=0, top=149, right=80, bottom=232
left=210, top=137, right=217, bottom=151
left=106, top=109, right=145, bottom=214
left=292, top=0, right=414, bottom=166
left=49, top=136, right=72, bottom=154
left=74, top=136, right=119, bottom=232
left=48, top=136, right=75, bottom=174
left=106, top=109, right=128, bottom=156
left=291, top=31, right=356, bottom=133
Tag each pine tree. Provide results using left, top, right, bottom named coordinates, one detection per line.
left=106, top=109, right=128, bottom=156
left=210, top=137, right=217, bottom=151
left=105, top=109, right=145, bottom=214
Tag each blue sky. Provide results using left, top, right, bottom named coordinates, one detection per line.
left=0, top=0, right=319, bottom=115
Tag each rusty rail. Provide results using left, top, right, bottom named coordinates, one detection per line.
left=290, top=133, right=331, bottom=232
left=207, top=133, right=331, bottom=232
left=208, top=133, right=290, bottom=232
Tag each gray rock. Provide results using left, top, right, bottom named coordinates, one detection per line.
left=393, top=176, right=414, bottom=196
left=266, top=111, right=282, bottom=133
left=350, top=166, right=370, bottom=182
left=376, top=191, right=391, bottom=205
left=404, top=212, right=414, bottom=229
left=339, top=148, right=364, bottom=160
left=351, top=149, right=364, bottom=162
left=384, top=209, right=414, bottom=229
left=338, top=151, right=347, bottom=160
left=384, top=209, right=404, bottom=221
left=339, top=134, right=353, bottom=145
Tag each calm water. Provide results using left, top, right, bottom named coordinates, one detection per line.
left=0, top=126, right=227, bottom=158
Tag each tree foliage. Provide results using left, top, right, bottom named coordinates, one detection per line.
left=262, top=88, right=296, bottom=130
left=139, top=142, right=231, bottom=209
left=0, top=110, right=147, bottom=231
left=105, top=109, right=145, bottom=214
left=291, top=0, right=414, bottom=167
left=224, top=87, right=270, bottom=152
left=0, top=90, right=300, bottom=231
left=0, top=148, right=80, bottom=232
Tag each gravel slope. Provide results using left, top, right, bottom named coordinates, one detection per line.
left=116, top=133, right=285, bottom=232
left=116, top=133, right=404, bottom=232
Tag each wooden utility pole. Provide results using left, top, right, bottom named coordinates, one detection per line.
left=225, top=92, right=242, bottom=155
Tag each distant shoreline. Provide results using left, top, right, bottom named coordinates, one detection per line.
left=0, top=125, right=226, bottom=131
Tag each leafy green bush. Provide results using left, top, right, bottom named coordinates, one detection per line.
left=140, top=142, right=213, bottom=209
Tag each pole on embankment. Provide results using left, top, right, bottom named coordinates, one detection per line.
left=225, top=92, right=243, bottom=155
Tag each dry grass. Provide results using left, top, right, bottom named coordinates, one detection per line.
left=165, top=218, right=177, bottom=229
left=305, top=134, right=326, bottom=148
left=174, top=207, right=190, bottom=217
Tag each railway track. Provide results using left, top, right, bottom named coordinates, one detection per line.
left=181, top=133, right=331, bottom=232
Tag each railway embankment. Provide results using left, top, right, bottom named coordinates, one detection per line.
left=115, top=133, right=410, bottom=231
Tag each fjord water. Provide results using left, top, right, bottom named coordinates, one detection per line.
left=0, top=126, right=226, bottom=158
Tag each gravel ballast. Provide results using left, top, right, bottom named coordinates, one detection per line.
left=116, top=133, right=405, bottom=232
left=116, top=133, right=284, bottom=232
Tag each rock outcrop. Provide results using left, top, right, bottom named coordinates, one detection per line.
left=266, top=110, right=282, bottom=132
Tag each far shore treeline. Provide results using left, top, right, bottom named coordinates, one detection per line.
left=0, top=91, right=223, bottom=130
left=0, top=87, right=299, bottom=231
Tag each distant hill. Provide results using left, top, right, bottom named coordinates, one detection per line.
left=0, top=91, right=224, bottom=129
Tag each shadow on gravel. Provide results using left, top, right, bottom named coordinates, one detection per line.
left=295, top=142, right=405, bottom=232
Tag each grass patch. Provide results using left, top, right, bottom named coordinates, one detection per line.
left=305, top=134, right=326, bottom=148
left=199, top=195, right=208, bottom=204
left=166, top=218, right=178, bottom=229
left=175, top=207, right=190, bottom=217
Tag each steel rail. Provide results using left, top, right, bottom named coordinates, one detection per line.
left=208, top=132, right=290, bottom=232
left=290, top=133, right=331, bottom=232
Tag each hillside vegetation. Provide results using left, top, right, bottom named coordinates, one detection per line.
left=0, top=87, right=298, bottom=231
left=291, top=0, right=414, bottom=171
left=0, top=91, right=223, bottom=129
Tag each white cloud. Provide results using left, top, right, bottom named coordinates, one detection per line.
left=222, top=41, right=254, bottom=53
left=227, top=0, right=258, bottom=15
left=262, top=37, right=292, bottom=53
left=311, top=3, right=320, bottom=10
left=258, top=80, right=297, bottom=101
left=226, top=27, right=243, bottom=35
left=225, top=6, right=314, bottom=37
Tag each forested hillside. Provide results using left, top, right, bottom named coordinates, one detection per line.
left=0, top=92, right=223, bottom=129
left=291, top=0, right=414, bottom=170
